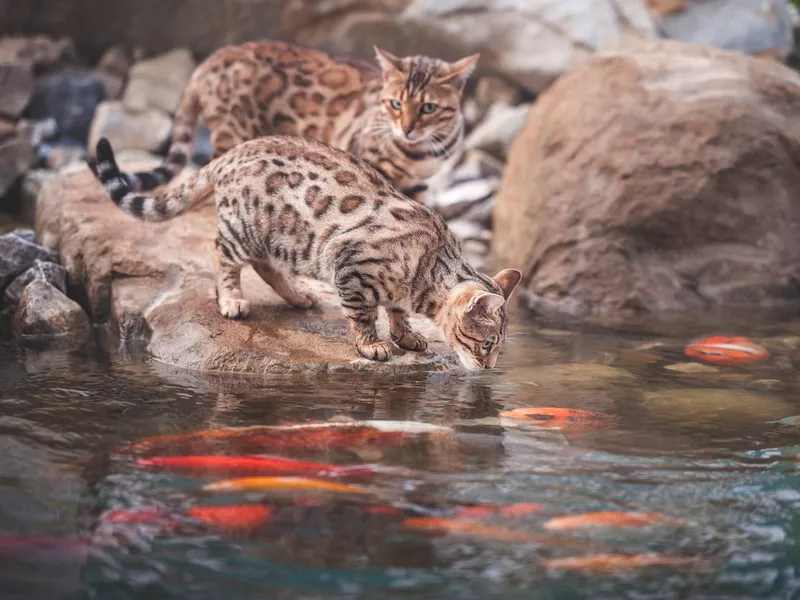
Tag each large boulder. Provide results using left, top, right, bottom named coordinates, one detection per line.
left=35, top=160, right=458, bottom=374
left=494, top=40, right=800, bottom=325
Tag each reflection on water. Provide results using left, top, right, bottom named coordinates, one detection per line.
left=1, top=310, right=800, bottom=599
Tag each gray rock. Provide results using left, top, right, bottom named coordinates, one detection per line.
left=11, top=229, right=35, bottom=244
left=0, top=63, right=34, bottom=119
left=464, top=102, right=531, bottom=160
left=88, top=101, right=172, bottom=153
left=4, top=259, right=67, bottom=306
left=335, top=0, right=659, bottom=94
left=36, top=142, right=87, bottom=170
left=123, top=48, right=196, bottom=114
left=431, top=177, right=498, bottom=220
left=657, top=0, right=794, bottom=59
left=0, top=136, right=35, bottom=197
left=0, top=36, right=74, bottom=68
left=13, top=279, right=90, bottom=346
left=0, top=232, right=52, bottom=290
left=26, top=72, right=106, bottom=144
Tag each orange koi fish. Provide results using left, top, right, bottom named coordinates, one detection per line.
left=543, top=511, right=670, bottom=531
left=203, top=476, right=371, bottom=495
left=117, top=420, right=452, bottom=455
left=135, top=455, right=376, bottom=481
left=544, top=553, right=700, bottom=572
left=684, top=336, right=769, bottom=366
left=187, top=505, right=273, bottom=529
left=499, top=407, right=616, bottom=430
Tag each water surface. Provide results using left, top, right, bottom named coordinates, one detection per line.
left=2, top=310, right=800, bottom=599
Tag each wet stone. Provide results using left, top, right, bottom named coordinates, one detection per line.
left=0, top=231, right=51, bottom=291
left=13, top=279, right=90, bottom=346
left=4, top=259, right=67, bottom=307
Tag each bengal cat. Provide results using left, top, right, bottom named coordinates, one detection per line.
left=122, top=41, right=479, bottom=204
left=91, top=136, right=520, bottom=370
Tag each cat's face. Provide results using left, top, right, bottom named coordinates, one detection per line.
left=441, top=269, right=521, bottom=371
left=374, top=47, right=478, bottom=144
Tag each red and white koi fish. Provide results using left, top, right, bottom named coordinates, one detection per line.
left=684, top=336, right=769, bottom=366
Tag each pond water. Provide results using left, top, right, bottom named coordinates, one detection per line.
left=2, top=308, right=800, bottom=600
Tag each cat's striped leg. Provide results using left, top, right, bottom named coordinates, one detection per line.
left=213, top=236, right=250, bottom=319
left=252, top=259, right=318, bottom=309
left=335, top=270, right=392, bottom=361
left=388, top=308, right=428, bottom=352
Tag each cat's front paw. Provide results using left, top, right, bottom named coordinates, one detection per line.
left=219, top=297, right=250, bottom=319
left=391, top=330, right=428, bottom=352
left=356, top=340, right=393, bottom=361
left=288, top=289, right=319, bottom=309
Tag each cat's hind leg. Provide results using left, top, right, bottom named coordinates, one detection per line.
left=252, top=259, right=319, bottom=309
left=213, top=236, right=250, bottom=319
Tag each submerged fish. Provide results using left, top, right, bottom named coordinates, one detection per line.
left=0, top=535, right=89, bottom=557
left=401, top=517, right=598, bottom=550
left=402, top=517, right=536, bottom=542
left=203, top=476, right=372, bottom=495
left=544, top=553, right=700, bottom=572
left=499, top=407, right=615, bottom=430
left=117, top=420, right=452, bottom=455
left=684, top=336, right=769, bottom=366
left=102, top=505, right=274, bottom=531
left=135, top=455, right=376, bottom=481
left=187, top=505, right=273, bottom=528
left=543, top=511, right=671, bottom=531
left=451, top=502, right=543, bottom=520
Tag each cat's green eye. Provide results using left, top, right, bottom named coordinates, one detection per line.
left=481, top=340, right=493, bottom=351
left=389, top=99, right=402, bottom=111
left=420, top=103, right=437, bottom=114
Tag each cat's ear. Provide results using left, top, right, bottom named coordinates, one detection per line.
left=467, top=292, right=505, bottom=315
left=374, top=46, right=404, bottom=74
left=434, top=54, right=480, bottom=90
left=493, top=268, right=521, bottom=300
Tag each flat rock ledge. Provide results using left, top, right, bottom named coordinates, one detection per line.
left=35, top=160, right=459, bottom=374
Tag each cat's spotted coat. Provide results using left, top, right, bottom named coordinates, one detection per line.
left=122, top=41, right=478, bottom=204
left=92, top=135, right=520, bottom=369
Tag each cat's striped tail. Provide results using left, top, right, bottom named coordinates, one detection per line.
left=122, top=89, right=201, bottom=192
left=91, top=137, right=212, bottom=222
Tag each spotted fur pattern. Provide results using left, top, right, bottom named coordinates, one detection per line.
left=93, top=136, right=520, bottom=369
left=122, top=41, right=478, bottom=204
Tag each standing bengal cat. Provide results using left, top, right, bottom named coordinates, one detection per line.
left=92, top=135, right=520, bottom=370
left=122, top=41, right=478, bottom=203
